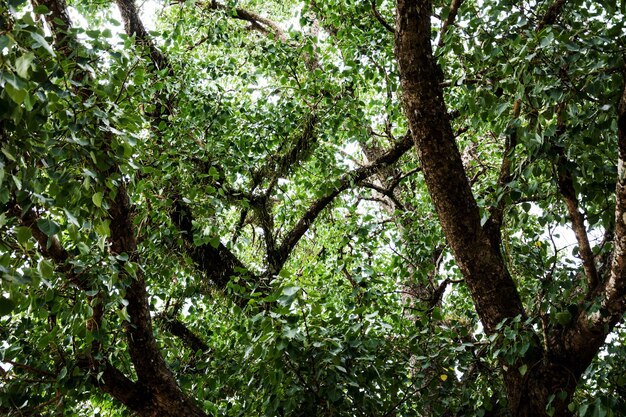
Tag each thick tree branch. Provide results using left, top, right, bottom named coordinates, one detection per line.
left=31, top=0, right=71, bottom=43
left=563, top=76, right=626, bottom=373
left=196, top=0, right=287, bottom=41
left=87, top=360, right=153, bottom=414
left=537, top=0, right=568, bottom=32
left=395, top=0, right=525, bottom=334
left=108, top=185, right=207, bottom=417
left=275, top=134, right=414, bottom=271
left=553, top=103, right=599, bottom=290
left=360, top=181, right=406, bottom=211
left=10, top=204, right=69, bottom=266
left=31, top=1, right=207, bottom=414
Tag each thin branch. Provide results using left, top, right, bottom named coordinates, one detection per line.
left=359, top=181, right=406, bottom=211
left=553, top=102, right=598, bottom=289
left=9, top=204, right=70, bottom=266
left=370, top=0, right=395, bottom=34
left=3, top=361, right=55, bottom=377
left=197, top=0, right=288, bottom=41
left=536, top=0, right=568, bottom=32
left=483, top=99, right=521, bottom=250
left=437, top=0, right=464, bottom=49
left=275, top=134, right=414, bottom=270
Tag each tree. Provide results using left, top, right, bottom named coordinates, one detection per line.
left=0, top=0, right=625, bottom=416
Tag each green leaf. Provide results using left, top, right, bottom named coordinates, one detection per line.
left=5, top=83, right=27, bottom=104
left=209, top=236, right=220, bottom=249
left=37, top=218, right=60, bottom=236
left=38, top=259, right=54, bottom=279
left=16, top=52, right=35, bottom=79
left=15, top=226, right=32, bottom=245
left=33, top=4, right=49, bottom=13
left=539, top=31, right=554, bottom=48
left=92, top=192, right=104, bottom=208
left=0, top=296, right=16, bottom=316
left=579, top=404, right=589, bottom=417
left=282, top=285, right=300, bottom=296
left=519, top=364, right=528, bottom=376
left=1, top=147, right=16, bottom=162
left=77, top=242, right=90, bottom=255
left=555, top=311, right=572, bottom=325
left=95, top=220, right=110, bottom=237
left=0, top=35, right=11, bottom=50
left=30, top=32, right=56, bottom=56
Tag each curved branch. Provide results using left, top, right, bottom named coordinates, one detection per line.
left=275, top=134, right=414, bottom=271
left=198, top=0, right=287, bottom=41
left=436, top=0, right=464, bottom=49
left=370, top=0, right=395, bottom=34
left=537, top=0, right=568, bottom=32
left=395, top=0, right=525, bottom=334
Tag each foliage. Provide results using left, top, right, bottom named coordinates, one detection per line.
left=0, top=0, right=625, bottom=416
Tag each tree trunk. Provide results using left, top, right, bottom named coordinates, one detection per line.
left=394, top=1, right=585, bottom=416
left=503, top=363, right=578, bottom=417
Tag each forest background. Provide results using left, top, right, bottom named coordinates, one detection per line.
left=1, top=0, right=626, bottom=416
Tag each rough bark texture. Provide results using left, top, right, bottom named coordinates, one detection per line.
left=172, top=197, right=252, bottom=288
left=395, top=0, right=524, bottom=335
left=29, top=1, right=208, bottom=415
left=393, top=1, right=625, bottom=416
left=109, top=187, right=208, bottom=417
left=116, top=0, right=171, bottom=72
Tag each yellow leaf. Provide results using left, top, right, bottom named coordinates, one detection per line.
left=440, top=374, right=448, bottom=381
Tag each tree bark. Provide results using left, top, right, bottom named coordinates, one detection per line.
left=395, top=0, right=524, bottom=338
left=30, top=1, right=208, bottom=415
left=393, top=1, right=621, bottom=416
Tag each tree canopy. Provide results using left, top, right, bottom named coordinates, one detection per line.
left=1, top=0, right=625, bottom=416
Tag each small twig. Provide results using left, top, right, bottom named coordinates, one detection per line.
left=370, top=0, right=394, bottom=34
left=437, top=0, right=465, bottom=49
